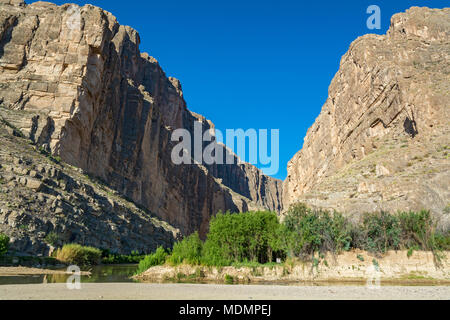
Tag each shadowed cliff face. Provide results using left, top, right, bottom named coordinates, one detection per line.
left=284, top=7, right=449, bottom=228
left=0, top=0, right=283, bottom=237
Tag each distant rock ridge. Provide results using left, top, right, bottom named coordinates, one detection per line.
left=0, top=0, right=283, bottom=238
left=283, top=7, right=449, bottom=228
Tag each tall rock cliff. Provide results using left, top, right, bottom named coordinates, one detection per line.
left=284, top=7, right=449, bottom=228
left=0, top=0, right=282, bottom=239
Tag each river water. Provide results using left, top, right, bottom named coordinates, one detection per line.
left=0, top=264, right=139, bottom=285
left=0, top=264, right=443, bottom=287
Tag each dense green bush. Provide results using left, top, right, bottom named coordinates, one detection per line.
left=201, top=211, right=284, bottom=265
left=361, top=211, right=401, bottom=253
left=201, top=237, right=231, bottom=267
left=398, top=210, right=434, bottom=250
left=433, top=231, right=450, bottom=251
left=283, top=204, right=352, bottom=259
left=55, top=244, right=102, bottom=265
left=135, top=246, right=168, bottom=275
left=354, top=210, right=447, bottom=254
left=0, top=233, right=9, bottom=257
left=168, top=232, right=203, bottom=265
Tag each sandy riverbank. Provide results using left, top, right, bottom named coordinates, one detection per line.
left=0, top=283, right=449, bottom=300
left=0, top=267, right=91, bottom=276
left=135, top=250, right=450, bottom=284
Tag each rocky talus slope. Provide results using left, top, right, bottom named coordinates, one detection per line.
left=0, top=118, right=179, bottom=255
left=0, top=0, right=282, bottom=249
left=284, top=7, right=450, bottom=228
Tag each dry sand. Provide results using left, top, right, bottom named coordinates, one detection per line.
left=0, top=283, right=449, bottom=300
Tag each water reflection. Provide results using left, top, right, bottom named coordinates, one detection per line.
left=0, top=264, right=139, bottom=285
left=0, top=264, right=442, bottom=287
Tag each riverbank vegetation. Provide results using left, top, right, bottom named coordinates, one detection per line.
left=101, top=250, right=145, bottom=264
left=0, top=233, right=9, bottom=257
left=54, top=244, right=102, bottom=266
left=135, top=204, right=450, bottom=274
left=1, top=205, right=449, bottom=271
left=54, top=245, right=147, bottom=266
left=0, top=234, right=147, bottom=267
left=136, top=246, right=169, bottom=275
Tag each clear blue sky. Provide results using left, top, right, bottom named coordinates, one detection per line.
left=31, top=0, right=448, bottom=180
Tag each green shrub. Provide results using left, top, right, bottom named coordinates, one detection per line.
left=361, top=211, right=401, bottom=253
left=283, top=204, right=352, bottom=259
left=168, top=232, right=203, bottom=265
left=350, top=210, right=447, bottom=255
left=433, top=232, right=450, bottom=251
left=283, top=206, right=446, bottom=258
left=44, top=232, right=59, bottom=247
left=55, top=244, right=102, bottom=265
left=396, top=209, right=449, bottom=263
left=201, top=211, right=284, bottom=265
left=201, top=238, right=232, bottom=267
left=135, top=246, right=168, bottom=275
left=0, top=233, right=10, bottom=257
left=398, top=210, right=434, bottom=250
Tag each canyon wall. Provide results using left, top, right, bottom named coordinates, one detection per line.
left=284, top=7, right=449, bottom=228
left=1, top=0, right=448, bottom=253
left=0, top=0, right=282, bottom=238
